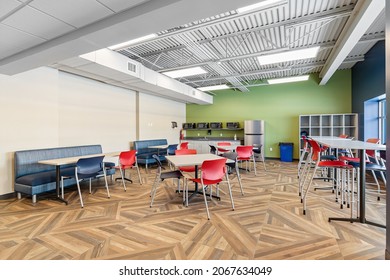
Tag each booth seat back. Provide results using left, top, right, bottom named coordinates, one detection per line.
left=14, top=145, right=103, bottom=179
left=133, top=139, right=168, bottom=156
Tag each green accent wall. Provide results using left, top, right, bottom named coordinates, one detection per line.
left=186, top=70, right=351, bottom=159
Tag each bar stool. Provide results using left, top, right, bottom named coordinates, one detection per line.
left=301, top=139, right=354, bottom=215
left=338, top=138, right=386, bottom=201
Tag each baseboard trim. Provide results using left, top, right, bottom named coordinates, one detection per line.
left=386, top=249, right=390, bottom=260
left=0, top=192, right=17, bottom=200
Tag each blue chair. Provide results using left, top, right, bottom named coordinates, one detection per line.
left=167, top=144, right=178, bottom=155
left=61, top=155, right=109, bottom=208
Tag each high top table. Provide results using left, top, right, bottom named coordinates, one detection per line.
left=311, top=136, right=386, bottom=228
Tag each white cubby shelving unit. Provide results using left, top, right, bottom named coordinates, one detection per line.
left=299, top=114, right=358, bottom=153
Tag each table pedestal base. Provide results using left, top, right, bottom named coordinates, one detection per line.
left=328, top=217, right=385, bottom=228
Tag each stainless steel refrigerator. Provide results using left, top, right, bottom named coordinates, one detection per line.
left=244, top=120, right=265, bottom=161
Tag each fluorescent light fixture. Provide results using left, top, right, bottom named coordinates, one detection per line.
left=267, top=75, right=310, bottom=85
left=162, top=67, right=207, bottom=78
left=197, top=85, right=230, bottom=91
left=257, top=46, right=320, bottom=65
left=237, top=0, right=284, bottom=13
left=109, top=33, right=157, bottom=50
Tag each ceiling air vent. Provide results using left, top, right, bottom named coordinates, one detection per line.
left=127, top=61, right=137, bottom=73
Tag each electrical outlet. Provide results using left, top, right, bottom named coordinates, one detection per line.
left=270, top=147, right=273, bottom=151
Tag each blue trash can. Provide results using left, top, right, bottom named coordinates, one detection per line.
left=279, top=142, right=293, bottom=162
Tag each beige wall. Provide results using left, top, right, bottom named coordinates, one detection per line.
left=0, top=67, right=186, bottom=196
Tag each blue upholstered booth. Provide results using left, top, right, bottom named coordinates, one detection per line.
left=133, top=139, right=167, bottom=169
left=14, top=144, right=115, bottom=203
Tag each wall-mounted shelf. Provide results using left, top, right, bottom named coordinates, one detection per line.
left=183, top=128, right=243, bottom=131
left=299, top=113, right=358, bottom=153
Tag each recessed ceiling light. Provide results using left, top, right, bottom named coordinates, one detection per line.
left=197, top=85, right=230, bottom=91
left=258, top=46, right=320, bottom=65
left=267, top=75, right=310, bottom=85
left=237, top=0, right=285, bottom=13
left=162, top=67, right=208, bottom=78
left=108, top=33, right=157, bottom=50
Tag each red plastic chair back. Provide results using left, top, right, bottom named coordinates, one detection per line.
left=307, top=139, right=322, bottom=161
left=217, top=142, right=231, bottom=152
left=179, top=142, right=189, bottom=149
left=236, top=146, right=253, bottom=160
left=175, top=149, right=197, bottom=172
left=175, top=149, right=197, bottom=155
left=201, top=158, right=227, bottom=182
left=217, top=142, right=231, bottom=146
left=366, top=138, right=380, bottom=158
left=119, top=150, right=137, bottom=167
left=338, top=134, right=348, bottom=138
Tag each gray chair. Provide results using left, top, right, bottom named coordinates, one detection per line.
left=150, top=154, right=183, bottom=207
left=209, top=144, right=217, bottom=154
left=253, top=144, right=267, bottom=171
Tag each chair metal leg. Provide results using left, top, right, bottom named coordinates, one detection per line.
left=103, top=169, right=110, bottom=198
left=302, top=164, right=318, bottom=215
left=136, top=165, right=143, bottom=185
left=150, top=179, right=160, bottom=207
left=226, top=174, right=235, bottom=210
left=252, top=155, right=257, bottom=176
left=119, top=167, right=126, bottom=191
left=202, top=183, right=211, bottom=220
left=76, top=180, right=84, bottom=208
left=235, top=163, right=244, bottom=195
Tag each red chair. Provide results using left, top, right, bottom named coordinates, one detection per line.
left=300, top=139, right=355, bottom=215
left=115, top=150, right=142, bottom=191
left=175, top=148, right=197, bottom=173
left=217, top=142, right=231, bottom=155
left=187, top=158, right=234, bottom=220
left=179, top=142, right=189, bottom=149
left=236, top=145, right=257, bottom=176
left=174, top=149, right=198, bottom=193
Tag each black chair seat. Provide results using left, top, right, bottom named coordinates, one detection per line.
left=160, top=170, right=182, bottom=180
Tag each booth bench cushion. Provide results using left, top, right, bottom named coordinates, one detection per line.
left=14, top=144, right=115, bottom=202
left=133, top=139, right=167, bottom=167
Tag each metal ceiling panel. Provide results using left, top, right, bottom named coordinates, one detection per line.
left=113, top=0, right=383, bottom=91
left=29, top=0, right=114, bottom=28
left=96, top=0, right=150, bottom=13
left=1, top=0, right=383, bottom=97
left=0, top=0, right=20, bottom=18
left=2, top=5, right=74, bottom=40
left=0, top=23, right=45, bottom=60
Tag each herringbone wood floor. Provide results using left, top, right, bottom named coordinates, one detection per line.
left=0, top=159, right=386, bottom=260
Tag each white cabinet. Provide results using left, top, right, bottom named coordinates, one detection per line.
left=299, top=114, right=358, bottom=152
left=186, top=140, right=241, bottom=154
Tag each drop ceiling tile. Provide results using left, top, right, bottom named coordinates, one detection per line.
left=0, top=23, right=45, bottom=60
left=0, top=0, right=21, bottom=19
left=97, top=0, right=150, bottom=13
left=29, top=0, right=114, bottom=28
left=2, top=5, right=74, bottom=40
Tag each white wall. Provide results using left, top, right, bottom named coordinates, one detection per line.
left=138, top=93, right=186, bottom=145
left=0, top=67, right=186, bottom=196
left=58, top=71, right=136, bottom=152
left=0, top=67, right=59, bottom=196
